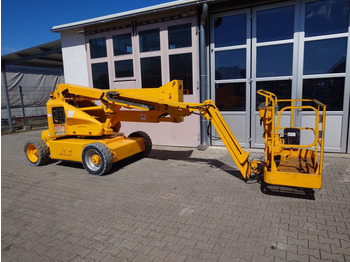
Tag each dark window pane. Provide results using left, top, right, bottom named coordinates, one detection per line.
left=305, top=0, right=349, bottom=37
left=257, top=44, right=293, bottom=77
left=214, top=14, right=246, bottom=47
left=169, top=53, right=193, bottom=95
left=168, top=24, right=192, bottom=49
left=113, top=33, right=132, bottom=55
left=303, top=78, right=344, bottom=111
left=215, top=49, right=246, bottom=80
left=89, top=37, right=107, bottom=59
left=215, top=83, right=246, bottom=111
left=257, top=5, right=294, bottom=43
left=114, top=60, right=133, bottom=78
left=139, top=29, right=160, bottom=52
left=256, top=80, right=292, bottom=109
left=304, top=38, right=347, bottom=75
left=91, top=62, right=109, bottom=89
left=141, top=56, right=161, bottom=88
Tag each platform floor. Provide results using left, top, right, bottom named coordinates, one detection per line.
left=276, top=154, right=316, bottom=174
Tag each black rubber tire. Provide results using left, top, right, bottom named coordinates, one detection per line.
left=129, top=131, right=152, bottom=157
left=24, top=139, right=50, bottom=166
left=82, top=143, right=113, bottom=176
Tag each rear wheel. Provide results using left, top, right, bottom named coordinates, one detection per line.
left=129, top=131, right=152, bottom=157
left=82, top=143, right=113, bottom=176
left=24, top=139, right=50, bottom=166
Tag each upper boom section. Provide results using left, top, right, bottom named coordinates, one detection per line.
left=54, top=80, right=186, bottom=111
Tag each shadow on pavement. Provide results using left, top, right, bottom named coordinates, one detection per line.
left=46, top=148, right=245, bottom=181
left=53, top=149, right=316, bottom=200
left=55, top=156, right=143, bottom=176
left=56, top=161, right=84, bottom=170
left=149, top=149, right=245, bottom=181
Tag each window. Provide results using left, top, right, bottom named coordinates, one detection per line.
left=305, top=0, right=349, bottom=37
left=214, top=14, right=247, bottom=47
left=114, top=60, right=133, bottom=78
left=113, top=33, right=132, bottom=56
left=168, top=24, right=192, bottom=49
left=89, top=37, right=107, bottom=58
left=304, top=38, right=347, bottom=75
left=91, top=62, right=109, bottom=89
left=141, top=56, right=161, bottom=88
left=257, top=44, right=293, bottom=77
left=86, top=19, right=196, bottom=95
left=256, top=80, right=292, bottom=109
left=215, top=83, right=246, bottom=111
left=215, top=49, right=246, bottom=80
left=169, top=53, right=193, bottom=94
left=302, top=0, right=349, bottom=116
left=256, top=5, right=294, bottom=42
left=139, top=29, right=160, bottom=52
left=303, top=78, right=344, bottom=111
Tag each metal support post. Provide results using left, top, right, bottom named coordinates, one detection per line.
left=198, top=3, right=209, bottom=151
left=19, top=86, right=27, bottom=126
left=2, top=67, right=14, bottom=132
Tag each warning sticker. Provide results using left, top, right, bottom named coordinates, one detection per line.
left=55, top=125, right=65, bottom=136
left=68, top=110, right=74, bottom=118
left=141, top=114, right=146, bottom=121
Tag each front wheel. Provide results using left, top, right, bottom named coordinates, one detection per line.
left=24, top=139, right=50, bottom=166
left=82, top=143, right=113, bottom=176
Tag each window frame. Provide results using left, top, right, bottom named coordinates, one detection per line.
left=165, top=19, right=197, bottom=96
left=296, top=0, right=350, bottom=152
left=297, top=0, right=349, bottom=113
left=139, top=28, right=161, bottom=53
left=112, top=32, right=133, bottom=56
left=86, top=32, right=113, bottom=89
left=210, top=8, right=252, bottom=148
left=250, top=1, right=299, bottom=146
left=111, top=28, right=136, bottom=83
left=168, top=23, right=192, bottom=49
left=169, top=52, right=193, bottom=94
left=86, top=17, right=198, bottom=98
left=89, top=37, right=108, bottom=59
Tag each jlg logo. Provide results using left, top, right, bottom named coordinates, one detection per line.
left=59, top=148, right=72, bottom=156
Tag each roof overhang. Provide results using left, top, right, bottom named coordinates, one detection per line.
left=52, top=0, right=212, bottom=33
left=2, top=40, right=63, bottom=69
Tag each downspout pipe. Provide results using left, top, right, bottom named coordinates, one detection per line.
left=198, top=3, right=209, bottom=150
left=2, top=65, right=14, bottom=132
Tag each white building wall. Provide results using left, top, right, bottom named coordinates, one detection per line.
left=61, top=29, right=90, bottom=86
left=59, top=26, right=200, bottom=147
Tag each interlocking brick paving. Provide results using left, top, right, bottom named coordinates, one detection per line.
left=2, top=130, right=350, bottom=261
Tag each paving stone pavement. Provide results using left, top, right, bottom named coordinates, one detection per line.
left=2, top=129, right=350, bottom=262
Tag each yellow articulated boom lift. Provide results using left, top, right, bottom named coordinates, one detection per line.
left=24, top=80, right=326, bottom=189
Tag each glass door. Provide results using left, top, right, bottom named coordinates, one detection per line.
left=251, top=3, right=298, bottom=147
left=210, top=9, right=251, bottom=147
left=298, top=0, right=349, bottom=152
left=210, top=1, right=349, bottom=152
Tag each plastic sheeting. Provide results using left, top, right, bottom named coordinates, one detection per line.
left=1, top=65, right=64, bottom=119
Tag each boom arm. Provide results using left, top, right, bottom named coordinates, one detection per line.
left=48, top=80, right=251, bottom=179
left=193, top=101, right=251, bottom=178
